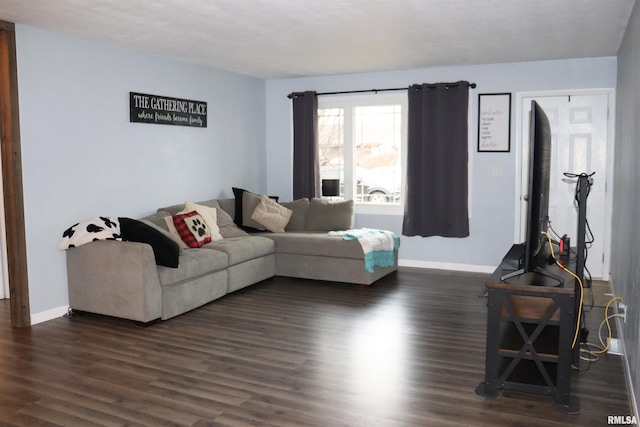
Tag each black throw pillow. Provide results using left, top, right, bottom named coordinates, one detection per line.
left=119, top=217, right=180, bottom=268
left=232, top=187, right=249, bottom=227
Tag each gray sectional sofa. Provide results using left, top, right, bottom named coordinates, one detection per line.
left=66, top=196, right=399, bottom=323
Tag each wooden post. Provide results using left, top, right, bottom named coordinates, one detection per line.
left=0, top=20, right=30, bottom=327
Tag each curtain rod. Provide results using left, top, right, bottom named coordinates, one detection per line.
left=287, top=82, right=477, bottom=99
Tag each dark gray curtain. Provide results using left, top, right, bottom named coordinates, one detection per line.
left=402, top=82, right=470, bottom=237
left=292, top=91, right=320, bottom=200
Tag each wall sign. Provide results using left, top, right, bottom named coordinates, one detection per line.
left=129, top=92, right=207, bottom=128
left=478, top=93, right=511, bottom=152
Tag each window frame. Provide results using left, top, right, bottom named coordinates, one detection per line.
left=318, top=92, right=407, bottom=215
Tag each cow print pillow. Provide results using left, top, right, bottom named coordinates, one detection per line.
left=58, top=216, right=121, bottom=250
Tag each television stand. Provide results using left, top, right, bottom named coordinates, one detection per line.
left=498, top=243, right=564, bottom=285
left=500, top=266, right=564, bottom=286
left=476, top=256, right=580, bottom=414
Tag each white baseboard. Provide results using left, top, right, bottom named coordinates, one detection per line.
left=616, top=312, right=638, bottom=420
left=31, top=305, right=69, bottom=325
left=607, top=280, right=638, bottom=419
left=398, top=259, right=496, bottom=274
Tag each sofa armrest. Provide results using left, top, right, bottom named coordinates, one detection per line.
left=66, top=240, right=162, bottom=323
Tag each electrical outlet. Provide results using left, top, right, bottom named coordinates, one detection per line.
left=608, top=338, right=624, bottom=356
left=618, top=301, right=627, bottom=323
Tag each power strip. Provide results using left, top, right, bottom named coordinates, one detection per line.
left=608, top=338, right=624, bottom=356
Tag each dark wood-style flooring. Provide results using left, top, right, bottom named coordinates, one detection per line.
left=0, top=268, right=631, bottom=426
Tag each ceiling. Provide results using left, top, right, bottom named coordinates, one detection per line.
left=0, top=0, right=635, bottom=79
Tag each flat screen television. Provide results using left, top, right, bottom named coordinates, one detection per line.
left=501, top=100, right=563, bottom=285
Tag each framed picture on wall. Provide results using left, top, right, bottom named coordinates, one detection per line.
left=478, top=93, right=511, bottom=152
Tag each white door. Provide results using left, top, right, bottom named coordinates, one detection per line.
left=518, top=92, right=612, bottom=279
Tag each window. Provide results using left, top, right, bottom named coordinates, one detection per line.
left=318, top=93, right=407, bottom=214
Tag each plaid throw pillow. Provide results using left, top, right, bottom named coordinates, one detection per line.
left=172, top=211, right=211, bottom=248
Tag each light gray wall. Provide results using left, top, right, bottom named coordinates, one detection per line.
left=613, top=0, right=640, bottom=413
left=265, top=58, right=617, bottom=269
left=15, top=25, right=267, bottom=317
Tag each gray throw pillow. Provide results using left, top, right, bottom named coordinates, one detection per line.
left=139, top=218, right=185, bottom=254
left=305, top=198, right=354, bottom=231
left=217, top=198, right=235, bottom=218
left=140, top=211, right=172, bottom=231
left=280, top=198, right=309, bottom=231
left=216, top=205, right=249, bottom=238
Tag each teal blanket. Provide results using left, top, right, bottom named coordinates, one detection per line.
left=329, top=229, right=399, bottom=273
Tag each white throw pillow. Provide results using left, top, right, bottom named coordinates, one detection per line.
left=251, top=194, right=293, bottom=233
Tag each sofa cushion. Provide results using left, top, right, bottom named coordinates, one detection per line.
left=280, top=198, right=309, bottom=231
left=140, top=211, right=171, bottom=231
left=215, top=205, right=249, bottom=238
left=157, top=248, right=228, bottom=287
left=201, top=235, right=275, bottom=265
left=119, top=217, right=180, bottom=268
left=172, top=211, right=212, bottom=248
left=251, top=194, right=293, bottom=233
left=305, top=198, right=354, bottom=231
left=262, top=231, right=364, bottom=260
left=217, top=198, right=235, bottom=217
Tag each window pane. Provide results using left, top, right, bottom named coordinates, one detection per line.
left=318, top=108, right=344, bottom=198
left=354, top=105, right=402, bottom=204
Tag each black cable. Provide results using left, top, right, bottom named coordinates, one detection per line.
left=548, top=221, right=562, bottom=241
left=583, top=283, right=595, bottom=312
left=585, top=218, right=595, bottom=245
left=564, top=171, right=595, bottom=201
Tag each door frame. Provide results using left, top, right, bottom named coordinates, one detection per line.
left=514, top=89, right=615, bottom=280
left=0, top=20, right=31, bottom=327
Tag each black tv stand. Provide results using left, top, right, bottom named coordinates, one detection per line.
left=498, top=243, right=564, bottom=286
left=500, top=266, right=564, bottom=287
left=476, top=256, right=580, bottom=413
